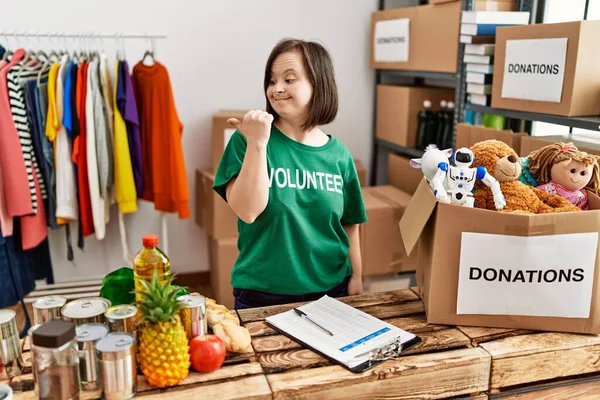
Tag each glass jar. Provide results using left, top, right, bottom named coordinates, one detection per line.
left=32, top=320, right=81, bottom=400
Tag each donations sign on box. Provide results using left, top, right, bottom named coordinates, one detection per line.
left=500, top=38, right=568, bottom=103
left=456, top=232, right=598, bottom=318
left=373, top=18, right=410, bottom=63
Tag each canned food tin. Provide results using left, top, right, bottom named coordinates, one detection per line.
left=96, top=332, right=137, bottom=400
left=0, top=309, right=23, bottom=379
left=104, top=305, right=138, bottom=342
left=32, top=296, right=67, bottom=325
left=61, top=297, right=111, bottom=326
left=177, top=294, right=207, bottom=340
left=76, top=323, right=109, bottom=391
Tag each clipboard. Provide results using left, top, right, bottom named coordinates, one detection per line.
left=265, top=295, right=422, bottom=373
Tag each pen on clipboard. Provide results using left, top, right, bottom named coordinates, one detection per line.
left=293, top=308, right=334, bottom=336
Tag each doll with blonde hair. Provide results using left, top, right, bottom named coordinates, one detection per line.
left=527, top=142, right=599, bottom=210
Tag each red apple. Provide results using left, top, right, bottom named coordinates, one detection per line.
left=189, top=335, right=226, bottom=373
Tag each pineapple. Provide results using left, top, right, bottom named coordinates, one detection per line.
left=136, top=269, right=190, bottom=388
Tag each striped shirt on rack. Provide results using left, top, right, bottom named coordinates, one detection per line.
left=6, top=63, right=49, bottom=215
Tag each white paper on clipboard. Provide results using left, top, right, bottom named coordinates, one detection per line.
left=266, top=296, right=416, bottom=368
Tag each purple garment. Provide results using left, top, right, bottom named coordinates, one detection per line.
left=117, top=61, right=143, bottom=197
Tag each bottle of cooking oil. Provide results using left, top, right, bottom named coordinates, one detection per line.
left=133, top=234, right=171, bottom=305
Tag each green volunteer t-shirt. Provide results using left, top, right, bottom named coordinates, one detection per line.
left=213, top=125, right=368, bottom=295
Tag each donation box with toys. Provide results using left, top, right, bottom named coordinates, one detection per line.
left=400, top=136, right=600, bottom=334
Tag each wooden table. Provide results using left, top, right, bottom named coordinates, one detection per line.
left=9, top=289, right=600, bottom=399
left=238, top=288, right=600, bottom=400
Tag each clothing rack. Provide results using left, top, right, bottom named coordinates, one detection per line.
left=1, top=29, right=171, bottom=258
left=2, top=31, right=167, bottom=40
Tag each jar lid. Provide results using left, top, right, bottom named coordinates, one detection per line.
left=105, top=304, right=137, bottom=320
left=27, top=324, right=42, bottom=337
left=0, top=309, right=17, bottom=340
left=61, top=297, right=111, bottom=319
left=33, top=296, right=67, bottom=310
left=76, top=323, right=109, bottom=342
left=32, top=320, right=76, bottom=348
left=177, top=294, right=206, bottom=308
left=96, top=332, right=135, bottom=361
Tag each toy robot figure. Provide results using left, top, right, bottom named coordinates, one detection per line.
left=447, top=147, right=506, bottom=210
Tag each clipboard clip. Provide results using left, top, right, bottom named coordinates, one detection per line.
left=356, top=336, right=410, bottom=366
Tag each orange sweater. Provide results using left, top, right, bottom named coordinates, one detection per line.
left=132, top=62, right=189, bottom=219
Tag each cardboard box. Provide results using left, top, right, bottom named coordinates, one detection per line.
left=361, top=186, right=417, bottom=275
left=370, top=2, right=461, bottom=73
left=212, top=110, right=249, bottom=174
left=492, top=21, right=600, bottom=117
left=430, top=0, right=458, bottom=4
left=519, top=135, right=600, bottom=157
left=455, top=123, right=526, bottom=155
left=209, top=237, right=239, bottom=309
left=195, top=169, right=238, bottom=239
left=377, top=85, right=455, bottom=148
left=475, top=1, right=518, bottom=11
left=400, top=179, right=600, bottom=334
left=388, top=153, right=423, bottom=195
left=355, top=159, right=368, bottom=187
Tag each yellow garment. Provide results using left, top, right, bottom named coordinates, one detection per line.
left=45, top=63, right=68, bottom=226
left=113, top=61, right=137, bottom=214
left=45, top=63, right=60, bottom=142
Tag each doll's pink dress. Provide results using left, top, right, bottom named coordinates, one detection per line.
left=536, top=181, right=588, bottom=210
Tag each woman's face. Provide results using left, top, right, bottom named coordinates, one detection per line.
left=266, top=50, right=313, bottom=123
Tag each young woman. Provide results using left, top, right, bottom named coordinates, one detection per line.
left=213, top=38, right=367, bottom=309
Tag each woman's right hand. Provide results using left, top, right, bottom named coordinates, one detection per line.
left=227, top=110, right=273, bottom=147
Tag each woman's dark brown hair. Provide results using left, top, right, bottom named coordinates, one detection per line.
left=263, top=38, right=338, bottom=131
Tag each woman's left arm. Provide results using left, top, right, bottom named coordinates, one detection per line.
left=343, top=224, right=363, bottom=296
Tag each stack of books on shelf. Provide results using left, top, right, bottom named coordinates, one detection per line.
left=460, top=10, right=530, bottom=107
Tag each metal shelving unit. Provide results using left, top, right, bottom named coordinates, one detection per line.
left=370, top=0, right=560, bottom=185
left=463, top=0, right=600, bottom=136
left=466, top=104, right=600, bottom=132
left=377, top=139, right=425, bottom=159
left=370, top=0, right=472, bottom=185
left=377, top=70, right=458, bottom=83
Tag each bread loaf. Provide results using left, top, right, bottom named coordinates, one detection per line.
left=192, top=295, right=251, bottom=353
left=213, top=319, right=252, bottom=353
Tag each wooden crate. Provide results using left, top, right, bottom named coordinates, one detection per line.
left=237, top=289, right=600, bottom=400
left=8, top=289, right=600, bottom=398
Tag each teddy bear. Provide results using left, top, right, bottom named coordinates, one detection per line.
left=470, top=139, right=580, bottom=214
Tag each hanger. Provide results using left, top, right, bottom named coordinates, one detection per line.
left=141, top=34, right=156, bottom=66
left=69, top=32, right=79, bottom=63
left=120, top=33, right=127, bottom=61
left=47, top=31, right=60, bottom=62
left=23, top=31, right=47, bottom=71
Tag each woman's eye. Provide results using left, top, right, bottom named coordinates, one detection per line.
left=571, top=169, right=577, bottom=173
left=286, top=79, right=295, bottom=83
left=269, top=80, right=275, bottom=85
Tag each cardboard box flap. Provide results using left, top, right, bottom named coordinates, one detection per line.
left=399, top=178, right=438, bottom=256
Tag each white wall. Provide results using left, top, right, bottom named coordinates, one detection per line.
left=3, top=0, right=378, bottom=281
